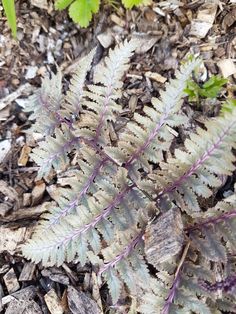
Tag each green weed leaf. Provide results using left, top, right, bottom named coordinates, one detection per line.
left=55, top=0, right=74, bottom=10
left=68, top=0, right=100, bottom=27
left=2, top=0, right=17, bottom=38
left=122, top=0, right=144, bottom=9
left=185, top=75, right=228, bottom=102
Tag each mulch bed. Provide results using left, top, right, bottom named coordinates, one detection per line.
left=0, top=0, right=235, bottom=313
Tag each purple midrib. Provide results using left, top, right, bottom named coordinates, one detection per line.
left=32, top=184, right=134, bottom=252
left=158, top=121, right=236, bottom=198
left=98, top=230, right=144, bottom=276
left=42, top=137, right=79, bottom=165
left=125, top=113, right=168, bottom=168
left=48, top=157, right=109, bottom=226
left=187, top=209, right=236, bottom=232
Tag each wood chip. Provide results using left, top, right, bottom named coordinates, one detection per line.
left=18, top=145, right=32, bottom=166
left=31, top=0, right=48, bottom=9
left=217, top=59, right=236, bottom=78
left=0, top=201, right=51, bottom=223
left=0, top=203, right=10, bottom=217
left=190, top=3, right=217, bottom=38
left=3, top=268, right=20, bottom=294
left=42, top=268, right=70, bottom=285
left=128, top=95, right=138, bottom=113
left=19, top=263, right=36, bottom=281
left=0, top=226, right=31, bottom=254
left=0, top=140, right=11, bottom=163
left=31, top=182, right=46, bottom=205
left=135, top=36, right=158, bottom=54
left=144, top=208, right=184, bottom=266
left=222, top=7, right=236, bottom=29
left=67, top=286, right=100, bottom=314
left=145, top=71, right=167, bottom=83
left=0, top=180, right=19, bottom=205
left=5, top=299, right=42, bottom=314
left=23, top=193, right=32, bottom=207
left=97, top=31, right=114, bottom=49
left=44, top=289, right=64, bottom=314
left=110, top=14, right=126, bottom=28
left=0, top=83, right=33, bottom=111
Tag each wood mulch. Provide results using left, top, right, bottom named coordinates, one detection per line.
left=0, top=1, right=235, bottom=313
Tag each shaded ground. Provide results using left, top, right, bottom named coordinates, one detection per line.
left=0, top=1, right=236, bottom=313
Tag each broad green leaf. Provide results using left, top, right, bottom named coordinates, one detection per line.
left=69, top=0, right=100, bottom=27
left=2, top=0, right=17, bottom=38
left=55, top=0, right=74, bottom=10
left=221, top=99, right=236, bottom=114
left=122, top=0, right=144, bottom=9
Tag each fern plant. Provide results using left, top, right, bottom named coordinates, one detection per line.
left=22, top=40, right=236, bottom=313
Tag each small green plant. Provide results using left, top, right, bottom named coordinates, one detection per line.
left=185, top=75, right=227, bottom=102
left=2, top=0, right=17, bottom=37
left=21, top=40, right=236, bottom=312
left=55, top=0, right=147, bottom=27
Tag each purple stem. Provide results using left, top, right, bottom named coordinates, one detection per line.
left=161, top=274, right=181, bottom=314
left=98, top=231, right=144, bottom=278
left=157, top=122, right=235, bottom=198
left=124, top=113, right=168, bottom=168
left=39, top=94, right=72, bottom=128
left=199, top=274, right=236, bottom=294
left=34, top=184, right=134, bottom=252
left=42, top=137, right=80, bottom=166
left=187, top=209, right=236, bottom=232
left=48, top=157, right=109, bottom=226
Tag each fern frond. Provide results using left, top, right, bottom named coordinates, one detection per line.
left=61, top=49, right=96, bottom=118
left=30, top=124, right=79, bottom=179
left=42, top=147, right=109, bottom=227
left=141, top=110, right=236, bottom=214
left=23, top=71, right=64, bottom=135
left=188, top=192, right=236, bottom=261
left=74, top=39, right=138, bottom=145
left=22, top=168, right=146, bottom=266
left=98, top=229, right=150, bottom=303
left=22, top=40, right=236, bottom=312
left=105, top=57, right=201, bottom=177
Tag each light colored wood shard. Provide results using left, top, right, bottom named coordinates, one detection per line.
left=190, top=3, right=217, bottom=38
left=31, top=182, right=46, bottom=205
left=145, top=71, right=167, bottom=83
left=217, top=59, right=236, bottom=78
left=144, top=208, right=184, bottom=266
left=3, top=268, right=20, bottom=294
left=0, top=226, right=30, bottom=254
left=19, top=263, right=36, bottom=281
left=18, top=145, right=32, bottom=166
left=67, top=286, right=100, bottom=314
left=44, top=289, right=64, bottom=314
